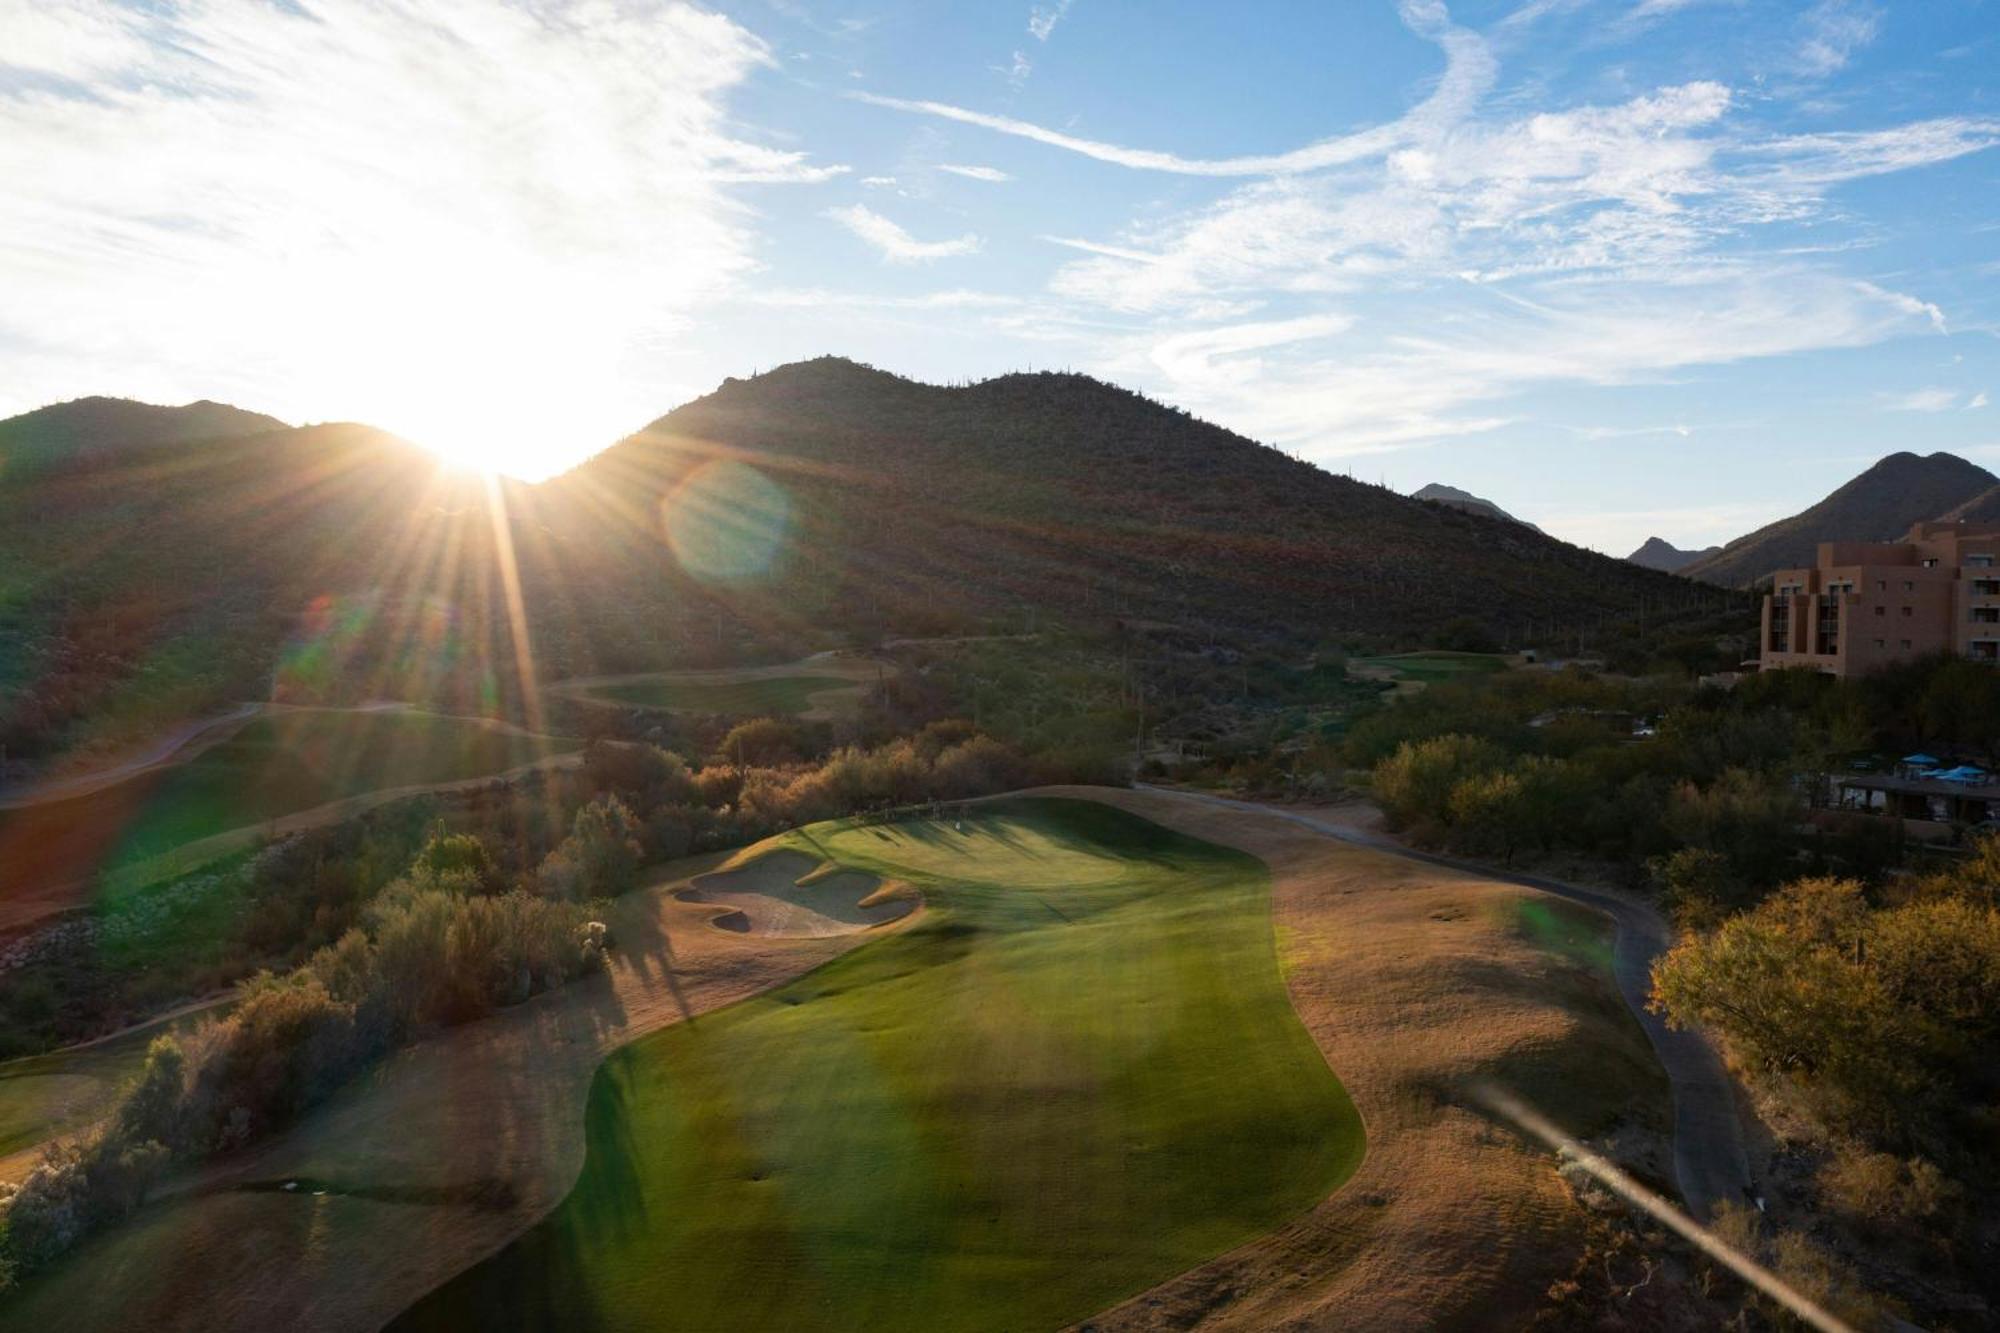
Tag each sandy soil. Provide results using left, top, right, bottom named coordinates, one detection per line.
left=1049, top=786, right=1669, bottom=1333
left=674, top=849, right=914, bottom=937
left=0, top=846, right=923, bottom=1333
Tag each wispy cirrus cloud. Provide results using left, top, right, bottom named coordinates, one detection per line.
left=844, top=0, right=1993, bottom=464
left=1794, top=0, right=1882, bottom=77
left=1882, top=387, right=1961, bottom=412
left=1028, top=1, right=1076, bottom=42
left=0, top=0, right=843, bottom=473
left=938, top=164, right=1013, bottom=182
left=827, top=204, right=982, bottom=261
left=856, top=1, right=1495, bottom=178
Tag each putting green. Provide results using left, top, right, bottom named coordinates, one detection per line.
left=396, top=798, right=1362, bottom=1332
left=593, top=674, right=853, bottom=716
left=1351, top=651, right=1510, bottom=684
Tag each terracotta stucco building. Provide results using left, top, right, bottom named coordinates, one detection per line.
left=1760, top=521, right=2000, bottom=677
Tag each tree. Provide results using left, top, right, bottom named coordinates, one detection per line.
left=1373, top=734, right=1506, bottom=834
left=538, top=795, right=643, bottom=899
left=114, top=1036, right=187, bottom=1149
left=720, top=717, right=803, bottom=770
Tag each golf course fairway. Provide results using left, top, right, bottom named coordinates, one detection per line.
left=395, top=797, right=1363, bottom=1332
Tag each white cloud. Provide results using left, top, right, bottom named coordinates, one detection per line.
left=1028, top=1, right=1075, bottom=42
left=861, top=175, right=900, bottom=188
left=1881, top=387, right=1959, bottom=412
left=827, top=204, right=982, bottom=261
left=858, top=1, right=1495, bottom=178
left=939, top=164, right=1013, bottom=182
left=1967, top=392, right=1990, bottom=411
left=0, top=0, right=843, bottom=475
left=1795, top=0, right=1882, bottom=78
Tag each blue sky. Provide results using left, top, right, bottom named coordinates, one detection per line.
left=2, top=1, right=1997, bottom=553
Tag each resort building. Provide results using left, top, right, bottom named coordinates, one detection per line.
left=1760, top=520, right=2000, bottom=678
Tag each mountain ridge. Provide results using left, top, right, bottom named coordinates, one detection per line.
left=1682, top=450, right=1998, bottom=586
left=1408, top=482, right=1540, bottom=531
left=1627, top=535, right=1721, bottom=573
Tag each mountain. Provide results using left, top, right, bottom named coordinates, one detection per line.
left=1409, top=482, right=1539, bottom=530
left=1682, top=450, right=1999, bottom=587
left=1626, top=536, right=1720, bottom=573
left=1941, top=484, right=2000, bottom=527
left=3, top=358, right=1704, bottom=766
left=559, top=357, right=1682, bottom=648
left=0, top=396, right=286, bottom=474
left=0, top=418, right=526, bottom=765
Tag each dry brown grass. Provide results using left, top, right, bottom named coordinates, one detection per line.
left=0, top=842, right=920, bottom=1333
left=1051, top=787, right=1669, bottom=1333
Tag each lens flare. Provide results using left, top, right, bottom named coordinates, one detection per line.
left=658, top=459, right=791, bottom=583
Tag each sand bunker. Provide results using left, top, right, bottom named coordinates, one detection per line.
left=676, top=850, right=917, bottom=938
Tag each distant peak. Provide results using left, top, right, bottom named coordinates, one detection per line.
left=1409, top=482, right=1540, bottom=531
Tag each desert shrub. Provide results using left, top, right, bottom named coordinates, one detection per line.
left=192, top=972, right=362, bottom=1144
left=0, top=1134, right=169, bottom=1280
left=114, top=1036, right=189, bottom=1149
left=583, top=740, right=697, bottom=807
left=641, top=805, right=696, bottom=861
left=1373, top=734, right=1506, bottom=835
left=719, top=717, right=806, bottom=768
left=408, top=827, right=499, bottom=893
left=1661, top=768, right=1801, bottom=891
left=912, top=717, right=979, bottom=760
left=1431, top=616, right=1500, bottom=654
left=1650, top=846, right=1735, bottom=929
left=694, top=764, right=742, bottom=808
left=931, top=736, right=1032, bottom=800
left=537, top=795, right=642, bottom=899
left=1653, top=875, right=2000, bottom=1140
left=1818, top=1143, right=1954, bottom=1232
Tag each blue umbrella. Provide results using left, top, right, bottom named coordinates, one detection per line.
left=1903, top=753, right=1941, bottom=766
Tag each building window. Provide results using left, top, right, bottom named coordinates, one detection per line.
left=1873, top=638, right=1886, bottom=649
left=1902, top=606, right=1914, bottom=617
left=1904, top=581, right=1916, bottom=592
left=1874, top=606, right=1885, bottom=616
left=1876, top=579, right=1887, bottom=591
left=1970, top=554, right=1995, bottom=568
left=1923, top=558, right=1940, bottom=568
left=1901, top=639, right=1913, bottom=649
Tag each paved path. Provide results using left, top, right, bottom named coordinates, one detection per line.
left=1141, top=786, right=1753, bottom=1221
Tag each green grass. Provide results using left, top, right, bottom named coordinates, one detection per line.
left=1353, top=651, right=1510, bottom=684
left=3, top=710, right=577, bottom=889
left=396, top=798, right=1362, bottom=1333
left=1505, top=897, right=1615, bottom=972
left=593, top=674, right=853, bottom=716
left=0, top=1004, right=228, bottom=1157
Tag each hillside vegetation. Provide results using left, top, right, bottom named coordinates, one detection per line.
left=2, top=362, right=1705, bottom=775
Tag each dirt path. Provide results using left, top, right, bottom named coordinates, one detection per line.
left=0, top=705, right=263, bottom=811
left=0, top=846, right=924, bottom=1333
left=544, top=650, right=893, bottom=722
left=1143, top=785, right=1752, bottom=1222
